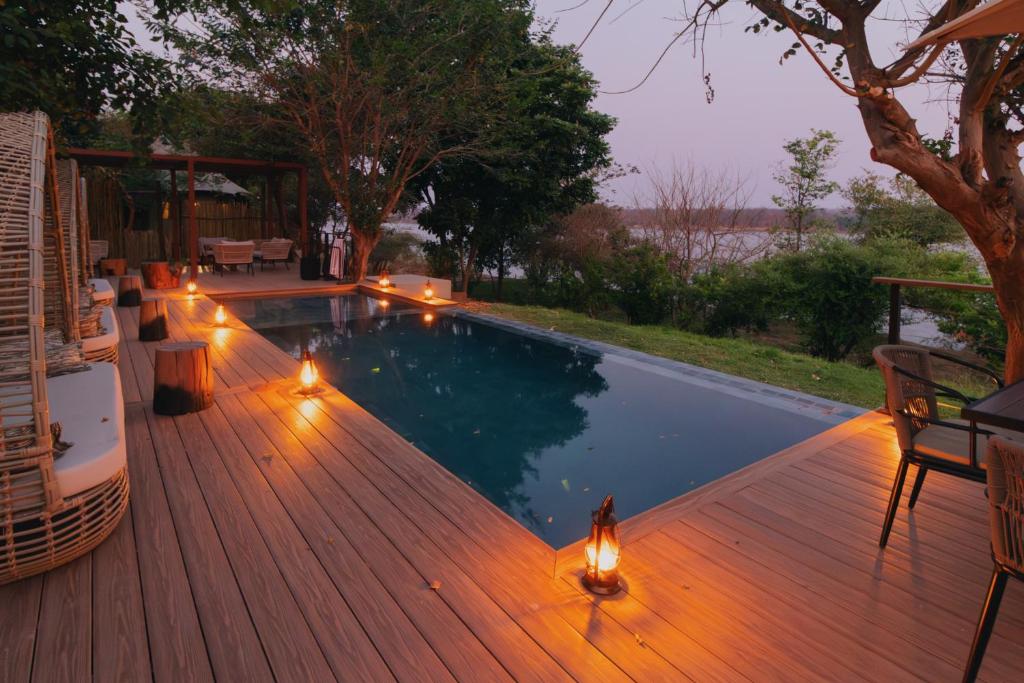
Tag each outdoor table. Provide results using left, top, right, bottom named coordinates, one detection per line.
left=962, top=380, right=1024, bottom=434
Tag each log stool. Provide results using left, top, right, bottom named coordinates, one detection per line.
left=117, top=275, right=143, bottom=307
left=153, top=341, right=213, bottom=415
left=138, top=298, right=169, bottom=341
left=141, top=261, right=181, bottom=290
left=99, top=258, right=127, bottom=276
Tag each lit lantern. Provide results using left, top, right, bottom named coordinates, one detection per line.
left=379, top=271, right=391, bottom=289
left=298, top=349, right=319, bottom=395
left=214, top=304, right=227, bottom=327
left=423, top=280, right=434, bottom=301
left=378, top=298, right=390, bottom=309
left=582, top=495, right=622, bottom=595
left=423, top=312, right=434, bottom=324
left=186, top=279, right=198, bottom=298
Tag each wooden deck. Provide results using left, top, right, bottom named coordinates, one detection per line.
left=187, top=267, right=355, bottom=299
left=2, top=292, right=1023, bottom=682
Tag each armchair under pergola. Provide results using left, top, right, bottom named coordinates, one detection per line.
left=64, top=148, right=309, bottom=281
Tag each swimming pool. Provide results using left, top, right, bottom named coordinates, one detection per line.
left=227, top=294, right=863, bottom=547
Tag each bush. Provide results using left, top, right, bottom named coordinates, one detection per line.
left=608, top=244, right=679, bottom=325
left=772, top=237, right=887, bottom=361
left=685, top=265, right=774, bottom=336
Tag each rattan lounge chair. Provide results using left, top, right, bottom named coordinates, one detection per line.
left=259, top=238, right=293, bottom=270
left=873, top=345, right=1005, bottom=548
left=0, top=112, right=128, bottom=584
left=962, top=435, right=1024, bottom=682
left=214, top=240, right=255, bottom=275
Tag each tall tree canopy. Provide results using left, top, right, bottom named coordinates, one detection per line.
left=0, top=1, right=173, bottom=142
left=599, top=0, right=1024, bottom=381
left=147, top=0, right=539, bottom=280
left=413, top=34, right=616, bottom=295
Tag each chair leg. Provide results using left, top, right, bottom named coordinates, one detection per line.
left=962, top=567, right=1008, bottom=683
left=908, top=466, right=927, bottom=509
left=880, top=456, right=910, bottom=548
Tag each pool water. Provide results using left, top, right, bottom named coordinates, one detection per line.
left=227, top=294, right=846, bottom=547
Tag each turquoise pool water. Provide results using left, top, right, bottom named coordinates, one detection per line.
left=227, top=294, right=848, bottom=547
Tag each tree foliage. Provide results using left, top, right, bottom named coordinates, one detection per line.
left=0, top=1, right=173, bottom=143
left=842, top=172, right=964, bottom=247
left=413, top=34, right=615, bottom=295
left=771, top=129, right=839, bottom=251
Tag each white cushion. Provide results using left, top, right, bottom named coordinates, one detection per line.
left=89, top=278, right=114, bottom=303
left=81, top=306, right=118, bottom=353
left=48, top=363, right=126, bottom=497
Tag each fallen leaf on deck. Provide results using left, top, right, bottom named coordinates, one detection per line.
left=101, top=416, right=110, bottom=423
left=429, top=580, right=442, bottom=591
left=634, top=634, right=646, bottom=647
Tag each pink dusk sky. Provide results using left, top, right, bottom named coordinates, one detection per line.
left=533, top=0, right=953, bottom=206
left=125, top=1, right=954, bottom=207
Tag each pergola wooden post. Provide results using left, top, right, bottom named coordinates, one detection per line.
left=298, top=166, right=308, bottom=252
left=188, top=159, right=198, bottom=280
left=170, top=169, right=181, bottom=261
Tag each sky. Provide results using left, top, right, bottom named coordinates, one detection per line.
left=531, top=0, right=953, bottom=206
left=124, top=1, right=954, bottom=208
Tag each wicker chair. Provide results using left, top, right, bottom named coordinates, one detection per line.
left=0, top=111, right=128, bottom=584
left=873, top=345, right=1004, bottom=548
left=962, top=436, right=1024, bottom=682
left=259, top=238, right=293, bottom=270
left=213, top=240, right=255, bottom=275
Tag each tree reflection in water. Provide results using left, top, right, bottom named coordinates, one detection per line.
left=255, top=296, right=609, bottom=539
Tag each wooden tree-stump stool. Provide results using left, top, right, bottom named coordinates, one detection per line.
left=153, top=341, right=214, bottom=415
left=99, top=258, right=127, bottom=276
left=117, top=275, right=143, bottom=307
left=141, top=261, right=181, bottom=290
left=138, top=298, right=169, bottom=341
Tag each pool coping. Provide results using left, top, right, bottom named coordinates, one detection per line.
left=455, top=310, right=867, bottom=427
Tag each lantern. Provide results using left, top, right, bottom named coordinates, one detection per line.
left=298, top=350, right=319, bottom=395
left=423, top=312, right=434, bottom=324
left=379, top=271, right=391, bottom=289
left=214, top=304, right=227, bottom=327
left=423, top=280, right=434, bottom=300
left=186, top=279, right=198, bottom=298
left=582, top=495, right=622, bottom=595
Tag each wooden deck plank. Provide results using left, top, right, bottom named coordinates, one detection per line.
left=213, top=394, right=458, bottom=683
left=90, top=506, right=151, bottom=683
left=123, top=403, right=214, bottom=683
left=171, top=411, right=338, bottom=682
left=142, top=408, right=274, bottom=683
left=0, top=575, right=42, bottom=683
left=31, top=558, right=90, bottom=683
left=193, top=404, right=396, bottom=682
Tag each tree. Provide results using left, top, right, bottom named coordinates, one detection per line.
left=624, top=0, right=1024, bottom=381
left=843, top=172, right=965, bottom=247
left=638, top=161, right=767, bottom=279
left=414, top=35, right=615, bottom=297
left=149, top=0, right=535, bottom=281
left=0, top=1, right=173, bottom=142
left=771, top=129, right=839, bottom=251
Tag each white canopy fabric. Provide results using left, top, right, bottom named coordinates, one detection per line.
left=907, top=0, right=1024, bottom=50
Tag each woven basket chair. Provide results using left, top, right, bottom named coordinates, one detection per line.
left=0, top=112, right=129, bottom=585
left=873, top=344, right=1004, bottom=548
left=962, top=436, right=1024, bottom=682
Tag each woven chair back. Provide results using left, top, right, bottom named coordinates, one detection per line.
left=987, top=437, right=1024, bottom=572
left=214, top=241, right=254, bottom=265
left=873, top=345, right=939, bottom=451
left=261, top=239, right=292, bottom=260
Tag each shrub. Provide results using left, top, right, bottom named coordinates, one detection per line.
left=685, top=265, right=773, bottom=336
left=608, top=244, right=679, bottom=325
left=774, top=237, right=887, bottom=361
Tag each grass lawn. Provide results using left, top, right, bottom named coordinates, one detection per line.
left=468, top=302, right=888, bottom=409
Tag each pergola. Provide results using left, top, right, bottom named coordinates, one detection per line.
left=65, top=148, right=309, bottom=280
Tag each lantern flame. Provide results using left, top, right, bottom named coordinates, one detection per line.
left=299, top=350, right=319, bottom=394
left=186, top=279, right=198, bottom=297
left=379, top=273, right=391, bottom=288
left=423, top=280, right=434, bottom=300
left=214, top=304, right=227, bottom=326
left=582, top=495, right=622, bottom=595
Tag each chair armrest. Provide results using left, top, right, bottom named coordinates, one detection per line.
left=898, top=411, right=995, bottom=437
left=892, top=365, right=976, bottom=404
left=927, top=350, right=1004, bottom=389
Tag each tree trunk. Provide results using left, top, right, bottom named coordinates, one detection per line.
left=496, top=255, right=506, bottom=301
left=460, top=243, right=478, bottom=294
left=349, top=229, right=380, bottom=282
left=153, top=341, right=213, bottom=415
